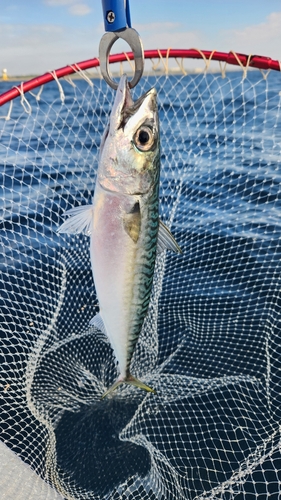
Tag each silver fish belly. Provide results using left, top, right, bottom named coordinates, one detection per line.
left=58, top=75, right=181, bottom=398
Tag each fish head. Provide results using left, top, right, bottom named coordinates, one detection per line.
left=98, top=75, right=160, bottom=195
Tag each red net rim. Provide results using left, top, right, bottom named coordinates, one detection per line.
left=0, top=48, right=280, bottom=107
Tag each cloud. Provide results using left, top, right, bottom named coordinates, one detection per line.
left=0, top=23, right=99, bottom=76
left=44, top=0, right=91, bottom=16
left=135, top=22, right=181, bottom=33
left=45, top=0, right=76, bottom=5
left=69, top=3, right=91, bottom=16
left=222, top=11, right=281, bottom=59
left=44, top=0, right=77, bottom=7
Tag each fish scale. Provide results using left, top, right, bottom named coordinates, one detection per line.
left=125, top=174, right=159, bottom=374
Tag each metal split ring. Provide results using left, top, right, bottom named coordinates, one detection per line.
left=99, top=28, right=144, bottom=89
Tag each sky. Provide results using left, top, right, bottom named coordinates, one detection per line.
left=1, top=0, right=281, bottom=76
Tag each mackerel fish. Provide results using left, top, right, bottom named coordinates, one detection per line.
left=58, top=75, right=181, bottom=398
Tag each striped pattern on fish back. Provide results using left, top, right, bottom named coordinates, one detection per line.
left=125, top=155, right=160, bottom=374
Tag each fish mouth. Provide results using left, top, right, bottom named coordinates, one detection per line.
left=119, top=75, right=134, bottom=109
left=110, top=75, right=157, bottom=131
left=110, top=75, right=134, bottom=131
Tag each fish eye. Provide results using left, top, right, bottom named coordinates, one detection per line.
left=134, top=126, right=154, bottom=152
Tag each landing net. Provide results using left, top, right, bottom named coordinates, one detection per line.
left=1, top=50, right=281, bottom=499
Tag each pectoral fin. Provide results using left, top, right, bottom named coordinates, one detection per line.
left=57, top=204, right=94, bottom=235
left=123, top=201, right=141, bottom=243
left=157, top=219, right=182, bottom=254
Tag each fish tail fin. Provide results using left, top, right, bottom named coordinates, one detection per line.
left=101, top=378, right=124, bottom=399
left=125, top=374, right=157, bottom=394
left=101, top=374, right=156, bottom=399
left=57, top=204, right=94, bottom=235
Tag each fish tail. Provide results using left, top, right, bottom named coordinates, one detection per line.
left=101, top=373, right=156, bottom=399
left=101, top=378, right=124, bottom=399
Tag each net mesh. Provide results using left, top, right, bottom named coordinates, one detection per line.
left=1, top=58, right=281, bottom=499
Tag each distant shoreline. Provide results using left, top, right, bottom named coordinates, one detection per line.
left=0, top=66, right=246, bottom=83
